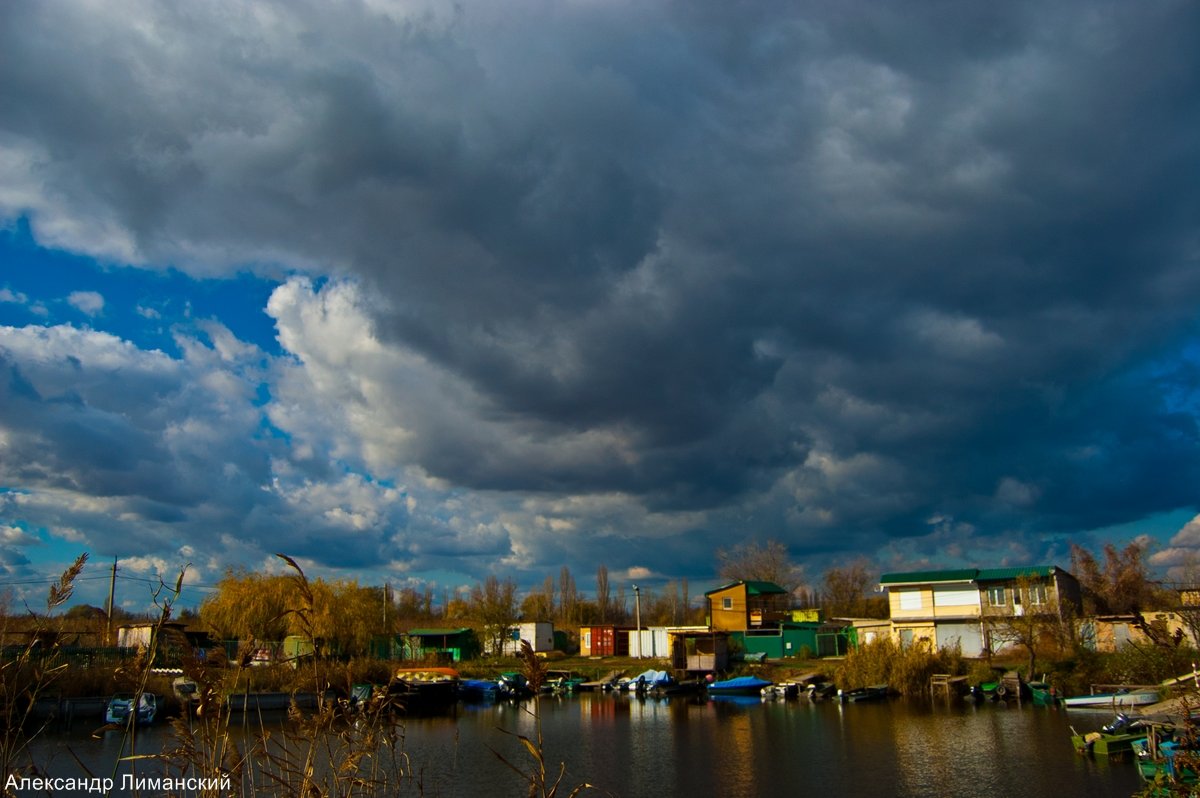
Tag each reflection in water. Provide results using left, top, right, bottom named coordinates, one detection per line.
left=23, top=695, right=1143, bottom=798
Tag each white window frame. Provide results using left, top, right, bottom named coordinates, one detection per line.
left=1027, top=583, right=1048, bottom=605
left=722, top=597, right=733, bottom=610
left=986, top=586, right=1006, bottom=606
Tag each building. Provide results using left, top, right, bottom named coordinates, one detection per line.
left=705, top=580, right=791, bottom=632
left=402, top=628, right=480, bottom=662
left=879, top=566, right=1081, bottom=657
left=578, top=625, right=633, bottom=657
left=500, top=622, right=556, bottom=655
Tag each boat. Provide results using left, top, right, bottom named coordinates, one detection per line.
left=1063, top=687, right=1161, bottom=709
left=837, top=684, right=890, bottom=704
left=761, top=683, right=800, bottom=699
left=1070, top=713, right=1153, bottom=758
left=459, top=679, right=501, bottom=702
left=389, top=667, right=460, bottom=710
left=542, top=670, right=585, bottom=694
left=1027, top=680, right=1058, bottom=707
left=497, top=671, right=535, bottom=700
left=105, top=693, right=157, bottom=725
left=707, top=676, right=773, bottom=695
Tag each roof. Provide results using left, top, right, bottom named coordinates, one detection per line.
left=704, top=580, right=788, bottom=596
left=879, top=569, right=979, bottom=585
left=880, top=566, right=1062, bottom=587
left=405, top=628, right=474, bottom=637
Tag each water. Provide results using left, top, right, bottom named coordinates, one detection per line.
left=20, top=695, right=1145, bottom=797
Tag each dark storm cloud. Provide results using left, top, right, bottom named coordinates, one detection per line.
left=2, top=0, right=1199, bottom=581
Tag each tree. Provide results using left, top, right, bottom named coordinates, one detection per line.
left=559, top=566, right=578, bottom=626
left=1070, top=541, right=1162, bottom=615
left=199, top=569, right=292, bottom=642
left=716, top=539, right=804, bottom=593
left=821, top=560, right=888, bottom=618
left=596, top=565, right=610, bottom=623
left=471, top=575, right=519, bottom=655
left=981, top=576, right=1075, bottom=676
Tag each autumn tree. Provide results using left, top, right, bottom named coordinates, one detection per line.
left=1070, top=541, right=1163, bottom=615
left=716, top=539, right=804, bottom=593
left=199, top=569, right=292, bottom=642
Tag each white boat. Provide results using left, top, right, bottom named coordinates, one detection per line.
left=105, top=692, right=158, bottom=725
left=1062, top=688, right=1160, bottom=709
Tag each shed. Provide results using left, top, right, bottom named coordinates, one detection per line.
left=579, top=625, right=632, bottom=657
left=501, top=622, right=556, bottom=655
left=403, top=628, right=480, bottom=662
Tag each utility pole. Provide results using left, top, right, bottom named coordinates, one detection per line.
left=633, top=584, right=642, bottom=659
left=106, top=557, right=117, bottom=646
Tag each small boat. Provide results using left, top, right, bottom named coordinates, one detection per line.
left=1027, top=681, right=1058, bottom=707
left=542, top=671, right=584, bottom=694
left=837, top=684, right=889, bottom=703
left=105, top=693, right=157, bottom=725
left=1070, top=713, right=1153, bottom=757
left=390, top=667, right=460, bottom=710
left=761, top=683, right=800, bottom=699
left=459, top=679, right=501, bottom=702
left=707, top=676, right=773, bottom=695
left=497, top=672, right=535, bottom=700
left=1063, top=688, right=1160, bottom=709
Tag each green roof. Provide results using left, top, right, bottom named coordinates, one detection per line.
left=880, top=566, right=1061, bottom=586
left=704, top=580, right=788, bottom=596
left=406, top=628, right=473, bottom=637
left=976, top=566, right=1058, bottom=582
left=879, top=569, right=979, bottom=585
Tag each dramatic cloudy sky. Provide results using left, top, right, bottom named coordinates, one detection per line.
left=2, top=0, right=1199, bottom=611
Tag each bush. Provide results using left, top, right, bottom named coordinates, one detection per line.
left=835, top=638, right=966, bottom=697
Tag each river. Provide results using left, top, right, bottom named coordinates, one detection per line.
left=19, top=693, right=1146, bottom=797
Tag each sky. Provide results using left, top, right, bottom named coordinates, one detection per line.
left=2, top=0, right=1200, bottom=613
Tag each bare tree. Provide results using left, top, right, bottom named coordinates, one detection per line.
left=981, top=576, right=1075, bottom=676
left=559, top=566, right=579, bottom=625
left=716, top=539, right=804, bottom=593
left=821, top=559, right=888, bottom=618
left=596, top=565, right=610, bottom=623
left=471, top=575, right=519, bottom=655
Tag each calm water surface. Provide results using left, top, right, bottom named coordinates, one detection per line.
left=24, top=695, right=1144, bottom=797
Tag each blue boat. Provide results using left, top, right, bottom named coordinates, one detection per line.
left=707, top=676, right=772, bottom=695
left=459, top=679, right=501, bottom=702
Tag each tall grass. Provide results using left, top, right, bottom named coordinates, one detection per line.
left=0, top=553, right=88, bottom=781
left=834, top=637, right=965, bottom=697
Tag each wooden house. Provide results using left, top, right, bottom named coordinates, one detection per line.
left=705, top=580, right=791, bottom=632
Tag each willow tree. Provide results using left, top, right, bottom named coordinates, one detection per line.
left=199, top=569, right=292, bottom=642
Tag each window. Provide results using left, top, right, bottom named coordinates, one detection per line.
left=899, top=590, right=922, bottom=611
left=986, top=586, right=1006, bottom=606
left=1027, top=583, right=1048, bottom=605
left=722, top=597, right=733, bottom=610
